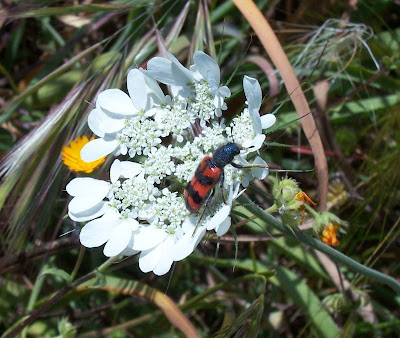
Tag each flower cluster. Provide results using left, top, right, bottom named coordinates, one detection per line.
left=67, top=51, right=276, bottom=275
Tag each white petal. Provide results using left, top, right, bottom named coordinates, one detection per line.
left=243, top=76, right=262, bottom=112
left=216, top=216, right=231, bottom=236
left=193, top=51, right=220, bottom=87
left=249, top=108, right=262, bottom=135
left=80, top=138, right=119, bottom=162
left=242, top=138, right=253, bottom=148
left=120, top=161, right=142, bottom=178
left=251, top=134, right=266, bottom=152
left=120, top=247, right=139, bottom=256
left=172, top=225, right=206, bottom=261
left=251, top=156, right=269, bottom=180
left=261, top=114, right=276, bottom=129
left=219, top=86, right=231, bottom=98
left=182, top=215, right=197, bottom=233
left=110, top=159, right=121, bottom=183
left=232, top=182, right=241, bottom=200
left=139, top=243, right=163, bottom=273
left=97, top=89, right=137, bottom=115
left=147, top=54, right=192, bottom=86
left=68, top=201, right=108, bottom=222
left=131, top=227, right=168, bottom=251
left=127, top=69, right=148, bottom=111
left=88, top=108, right=105, bottom=137
left=79, top=213, right=118, bottom=248
left=167, top=52, right=194, bottom=82
left=206, top=204, right=231, bottom=230
left=89, top=107, right=126, bottom=134
left=69, top=195, right=106, bottom=215
left=153, top=236, right=175, bottom=276
left=125, top=218, right=140, bottom=231
left=140, top=69, right=166, bottom=105
left=103, top=221, right=133, bottom=257
left=66, top=177, right=109, bottom=197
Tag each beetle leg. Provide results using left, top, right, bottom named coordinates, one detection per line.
left=231, top=162, right=268, bottom=169
left=193, top=189, right=215, bottom=236
left=219, top=170, right=227, bottom=204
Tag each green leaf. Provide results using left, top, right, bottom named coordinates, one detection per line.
left=270, top=266, right=340, bottom=338
left=39, top=268, right=70, bottom=282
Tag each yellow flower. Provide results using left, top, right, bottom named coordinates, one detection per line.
left=321, top=224, right=340, bottom=247
left=61, top=136, right=105, bottom=173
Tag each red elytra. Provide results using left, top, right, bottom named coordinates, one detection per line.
left=184, top=156, right=222, bottom=213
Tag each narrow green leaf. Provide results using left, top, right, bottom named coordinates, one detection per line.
left=270, top=266, right=340, bottom=338
left=39, top=268, right=70, bottom=282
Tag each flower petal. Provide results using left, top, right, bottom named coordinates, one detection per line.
left=120, top=161, right=142, bottom=178
left=131, top=227, right=168, bottom=251
left=193, top=51, right=220, bottom=89
left=66, top=177, right=109, bottom=197
left=251, top=156, right=269, bottom=180
left=206, top=204, right=231, bottom=230
left=79, top=212, right=117, bottom=248
left=172, top=225, right=206, bottom=261
left=127, top=69, right=148, bottom=111
left=88, top=108, right=105, bottom=137
left=110, top=159, right=121, bottom=183
left=140, top=69, right=166, bottom=105
left=103, top=221, right=133, bottom=257
left=139, top=243, right=163, bottom=273
left=97, top=89, right=137, bottom=115
left=243, top=75, right=262, bottom=113
left=153, top=236, right=175, bottom=275
left=251, top=134, right=266, bottom=152
left=147, top=54, right=192, bottom=86
left=216, top=216, right=231, bottom=236
left=68, top=201, right=109, bottom=222
left=80, top=138, right=119, bottom=162
left=219, top=86, right=231, bottom=98
left=261, top=114, right=276, bottom=129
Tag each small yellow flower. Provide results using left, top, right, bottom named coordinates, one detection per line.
left=61, top=136, right=105, bottom=173
left=321, top=224, right=340, bottom=247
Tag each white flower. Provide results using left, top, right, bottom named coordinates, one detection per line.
left=227, top=76, right=276, bottom=155
left=66, top=50, right=277, bottom=276
left=81, top=69, right=167, bottom=162
left=67, top=177, right=112, bottom=222
left=147, top=51, right=230, bottom=126
left=67, top=159, right=142, bottom=256
left=142, top=146, right=175, bottom=184
left=79, top=209, right=139, bottom=257
left=153, top=100, right=194, bottom=142
left=236, top=156, right=269, bottom=187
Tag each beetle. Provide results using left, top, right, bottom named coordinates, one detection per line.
left=184, top=142, right=244, bottom=213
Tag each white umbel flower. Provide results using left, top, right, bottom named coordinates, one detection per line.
left=66, top=50, right=277, bottom=276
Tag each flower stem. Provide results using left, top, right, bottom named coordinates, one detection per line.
left=69, top=245, right=85, bottom=283
left=237, top=195, right=400, bottom=295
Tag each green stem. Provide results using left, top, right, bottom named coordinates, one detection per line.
left=305, top=203, right=319, bottom=218
left=21, top=263, right=49, bottom=338
left=69, top=246, right=85, bottom=283
left=266, top=204, right=278, bottom=213
left=238, top=195, right=400, bottom=295
left=98, top=256, right=120, bottom=273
